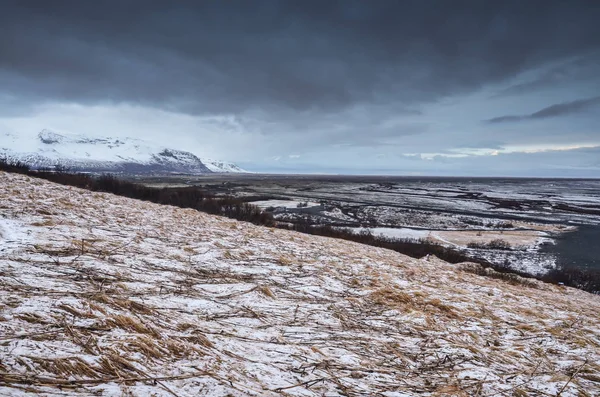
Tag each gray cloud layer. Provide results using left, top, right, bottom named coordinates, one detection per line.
left=487, top=96, right=600, bottom=123
left=2, top=0, right=600, bottom=115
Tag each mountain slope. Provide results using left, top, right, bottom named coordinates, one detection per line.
left=1, top=171, right=599, bottom=396
left=0, top=130, right=246, bottom=174
left=202, top=158, right=247, bottom=173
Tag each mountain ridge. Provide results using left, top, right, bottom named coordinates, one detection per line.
left=0, top=129, right=247, bottom=174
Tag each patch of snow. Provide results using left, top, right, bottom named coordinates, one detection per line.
left=252, top=199, right=321, bottom=209
left=0, top=218, right=33, bottom=247
left=348, top=226, right=430, bottom=240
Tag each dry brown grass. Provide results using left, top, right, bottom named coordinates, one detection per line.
left=222, top=250, right=236, bottom=260
left=16, top=312, right=50, bottom=325
left=31, top=218, right=55, bottom=227
left=26, top=356, right=101, bottom=379
left=176, top=322, right=196, bottom=332
left=98, top=350, right=142, bottom=378
left=165, top=339, right=205, bottom=359
left=370, top=287, right=413, bottom=306
left=114, top=333, right=211, bottom=364
left=106, top=314, right=160, bottom=337
left=425, top=298, right=459, bottom=318
left=257, top=285, right=276, bottom=298
left=123, top=300, right=154, bottom=315
left=458, top=262, right=542, bottom=289
left=182, top=246, right=195, bottom=254
left=181, top=334, right=213, bottom=349
left=58, top=303, right=97, bottom=319
left=277, top=255, right=293, bottom=266
left=122, top=336, right=166, bottom=361
left=87, top=294, right=154, bottom=315
left=432, top=384, right=470, bottom=396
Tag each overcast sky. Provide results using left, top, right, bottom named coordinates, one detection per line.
left=1, top=0, right=599, bottom=176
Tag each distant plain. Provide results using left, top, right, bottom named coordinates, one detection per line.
left=136, top=174, right=600, bottom=277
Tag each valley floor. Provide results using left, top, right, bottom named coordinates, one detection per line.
left=1, top=171, right=599, bottom=396
left=167, top=175, right=600, bottom=276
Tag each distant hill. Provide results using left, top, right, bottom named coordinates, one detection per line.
left=0, top=129, right=247, bottom=174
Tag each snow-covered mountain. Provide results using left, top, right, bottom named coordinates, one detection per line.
left=0, top=130, right=247, bottom=174
left=202, top=158, right=247, bottom=173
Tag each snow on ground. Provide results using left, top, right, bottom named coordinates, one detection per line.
left=348, top=227, right=431, bottom=240
left=348, top=226, right=547, bottom=250
left=319, top=208, right=358, bottom=223
left=347, top=226, right=557, bottom=275
left=1, top=171, right=600, bottom=396
left=251, top=199, right=321, bottom=209
left=430, top=229, right=549, bottom=249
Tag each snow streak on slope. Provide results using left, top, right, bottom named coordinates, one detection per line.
left=0, top=171, right=599, bottom=396
left=0, top=130, right=246, bottom=174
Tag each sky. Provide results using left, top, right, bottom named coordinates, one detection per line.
left=1, top=0, right=599, bottom=176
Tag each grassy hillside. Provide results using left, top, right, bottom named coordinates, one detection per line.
left=1, top=171, right=599, bottom=396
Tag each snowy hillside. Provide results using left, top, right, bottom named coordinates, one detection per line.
left=1, top=171, right=599, bottom=396
left=0, top=130, right=246, bottom=174
left=201, top=158, right=247, bottom=173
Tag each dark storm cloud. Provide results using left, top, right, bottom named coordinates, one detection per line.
left=486, top=96, right=600, bottom=123
left=1, top=0, right=600, bottom=116
left=327, top=122, right=430, bottom=148
left=491, top=53, right=600, bottom=98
